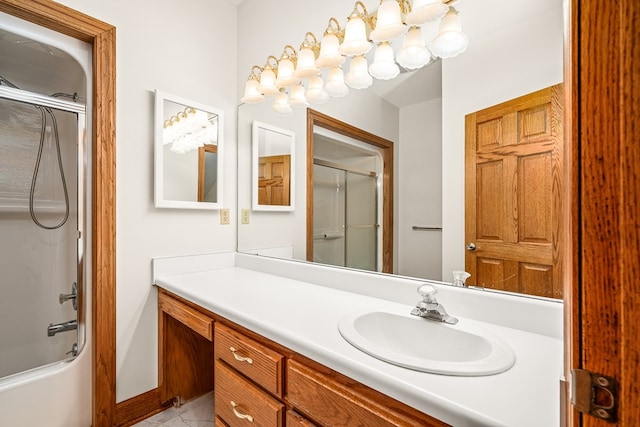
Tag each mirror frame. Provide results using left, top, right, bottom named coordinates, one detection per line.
left=251, top=120, right=296, bottom=212
left=154, top=89, right=224, bottom=210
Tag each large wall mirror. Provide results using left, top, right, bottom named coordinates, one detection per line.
left=154, top=90, right=224, bottom=209
left=236, top=0, right=565, bottom=300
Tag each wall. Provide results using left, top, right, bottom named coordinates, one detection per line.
left=441, top=0, right=564, bottom=281
left=398, top=97, right=442, bottom=279
left=53, top=0, right=238, bottom=402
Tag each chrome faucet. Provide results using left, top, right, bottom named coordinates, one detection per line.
left=410, top=284, right=458, bottom=325
left=47, top=320, right=77, bottom=337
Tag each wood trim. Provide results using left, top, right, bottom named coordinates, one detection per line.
left=0, top=1, right=117, bottom=425
left=115, top=388, right=172, bottom=427
left=306, top=109, right=394, bottom=273
left=576, top=0, right=640, bottom=426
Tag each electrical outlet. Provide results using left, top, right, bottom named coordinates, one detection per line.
left=241, top=209, right=251, bottom=224
left=220, top=208, right=230, bottom=225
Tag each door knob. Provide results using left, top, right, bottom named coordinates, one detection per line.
left=466, top=243, right=476, bottom=251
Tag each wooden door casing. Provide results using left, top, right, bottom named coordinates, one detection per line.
left=465, top=84, right=563, bottom=299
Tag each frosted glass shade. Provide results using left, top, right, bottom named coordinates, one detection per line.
left=276, top=57, right=299, bottom=87
left=325, top=67, right=349, bottom=97
left=345, top=55, right=373, bottom=89
left=405, top=0, right=449, bottom=25
left=294, top=47, right=320, bottom=77
left=369, top=42, right=399, bottom=80
left=272, top=90, right=293, bottom=116
left=396, top=26, right=432, bottom=69
left=305, top=75, right=329, bottom=104
left=370, top=0, right=407, bottom=42
left=258, top=66, right=279, bottom=95
left=240, top=79, right=265, bottom=104
left=339, top=15, right=372, bottom=56
left=289, top=83, right=309, bottom=107
left=317, top=33, right=345, bottom=68
left=430, top=9, right=468, bottom=58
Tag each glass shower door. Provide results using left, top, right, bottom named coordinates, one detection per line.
left=345, top=171, right=377, bottom=271
left=312, top=164, right=346, bottom=267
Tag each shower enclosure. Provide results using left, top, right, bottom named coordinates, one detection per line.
left=313, top=161, right=379, bottom=272
left=0, top=84, right=85, bottom=380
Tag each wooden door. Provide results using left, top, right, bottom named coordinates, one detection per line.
left=465, top=85, right=563, bottom=299
left=258, top=154, right=290, bottom=206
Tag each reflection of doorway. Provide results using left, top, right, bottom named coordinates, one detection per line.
left=198, top=144, right=218, bottom=202
left=465, top=84, right=563, bottom=299
left=313, top=161, right=378, bottom=271
left=306, top=109, right=394, bottom=273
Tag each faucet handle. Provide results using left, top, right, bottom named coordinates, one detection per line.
left=417, top=284, right=437, bottom=303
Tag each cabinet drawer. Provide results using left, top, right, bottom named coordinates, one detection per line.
left=215, top=360, right=284, bottom=427
left=159, top=290, right=213, bottom=340
left=215, top=323, right=284, bottom=397
left=287, top=360, right=447, bottom=427
left=286, top=410, right=317, bottom=427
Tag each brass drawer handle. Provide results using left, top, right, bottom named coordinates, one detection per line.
left=230, top=346, right=253, bottom=364
left=230, top=401, right=254, bottom=422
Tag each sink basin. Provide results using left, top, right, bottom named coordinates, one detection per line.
left=338, top=307, right=515, bottom=376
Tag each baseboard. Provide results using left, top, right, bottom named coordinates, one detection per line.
left=115, top=388, right=173, bottom=427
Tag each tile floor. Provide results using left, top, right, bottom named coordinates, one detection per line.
left=132, top=392, right=214, bottom=427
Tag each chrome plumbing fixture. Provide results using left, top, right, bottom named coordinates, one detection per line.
left=47, top=319, right=77, bottom=337
left=59, top=282, right=78, bottom=310
left=410, top=284, right=458, bottom=324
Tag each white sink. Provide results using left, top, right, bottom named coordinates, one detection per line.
left=338, top=307, right=515, bottom=376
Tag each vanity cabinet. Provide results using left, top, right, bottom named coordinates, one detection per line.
left=158, top=288, right=449, bottom=427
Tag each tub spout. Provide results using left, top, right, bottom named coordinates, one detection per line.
left=47, top=320, right=77, bottom=337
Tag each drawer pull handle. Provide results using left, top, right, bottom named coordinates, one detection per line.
left=230, top=346, right=253, bottom=364
left=230, top=401, right=254, bottom=422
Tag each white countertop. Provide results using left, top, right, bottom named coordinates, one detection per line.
left=154, top=253, right=563, bottom=427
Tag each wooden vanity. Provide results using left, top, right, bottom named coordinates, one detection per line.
left=158, top=288, right=448, bottom=426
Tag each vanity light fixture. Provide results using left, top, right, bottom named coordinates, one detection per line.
left=240, top=0, right=468, bottom=107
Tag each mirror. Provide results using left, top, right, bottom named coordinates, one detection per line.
left=154, top=90, right=224, bottom=209
left=252, top=121, right=295, bottom=211
left=236, top=0, right=565, bottom=299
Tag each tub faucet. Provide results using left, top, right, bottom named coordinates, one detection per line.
left=47, top=320, right=77, bottom=337
left=410, top=284, right=458, bottom=325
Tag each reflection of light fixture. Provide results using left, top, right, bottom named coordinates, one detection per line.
left=163, top=107, right=217, bottom=154
left=240, top=0, right=468, bottom=105
left=369, top=41, right=400, bottom=80
left=431, top=7, right=469, bottom=58
left=325, top=66, right=349, bottom=97
left=272, top=88, right=293, bottom=116
left=396, top=26, right=432, bottom=69
left=345, top=54, right=373, bottom=89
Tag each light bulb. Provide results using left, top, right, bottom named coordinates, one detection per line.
left=258, top=65, right=279, bottom=95
left=240, top=79, right=265, bottom=104
left=294, top=46, right=320, bottom=78
left=339, top=13, right=372, bottom=56
left=317, top=32, right=345, bottom=68
left=276, top=56, right=299, bottom=87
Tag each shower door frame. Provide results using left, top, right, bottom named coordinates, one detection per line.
left=0, top=86, right=87, bottom=370
left=0, top=1, right=117, bottom=425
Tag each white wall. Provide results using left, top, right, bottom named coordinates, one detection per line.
left=441, top=0, right=564, bottom=282
left=398, top=97, right=442, bottom=279
left=54, top=0, right=239, bottom=402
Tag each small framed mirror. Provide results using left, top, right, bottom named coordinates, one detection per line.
left=252, top=120, right=295, bottom=211
left=154, top=90, right=223, bottom=209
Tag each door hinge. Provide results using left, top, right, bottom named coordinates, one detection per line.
left=571, top=369, right=618, bottom=423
